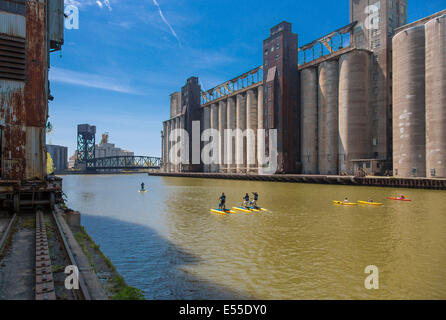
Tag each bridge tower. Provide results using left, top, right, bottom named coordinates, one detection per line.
left=75, top=124, right=96, bottom=170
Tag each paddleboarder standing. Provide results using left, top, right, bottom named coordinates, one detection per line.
left=219, top=193, right=226, bottom=211
left=252, top=192, right=259, bottom=208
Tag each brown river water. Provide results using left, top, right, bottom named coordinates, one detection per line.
left=61, top=173, right=446, bottom=299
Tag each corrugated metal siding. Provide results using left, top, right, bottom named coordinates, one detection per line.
left=0, top=11, right=26, bottom=38
left=23, top=0, right=48, bottom=179
left=0, top=0, right=49, bottom=181
left=0, top=79, right=26, bottom=180
left=25, top=0, right=48, bottom=128
left=0, top=0, right=26, bottom=16
left=26, top=126, right=46, bottom=179
left=0, top=79, right=25, bottom=125
left=47, top=0, right=64, bottom=49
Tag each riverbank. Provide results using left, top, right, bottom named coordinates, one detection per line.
left=0, top=205, right=144, bottom=300
left=58, top=205, right=144, bottom=300
left=149, top=172, right=446, bottom=190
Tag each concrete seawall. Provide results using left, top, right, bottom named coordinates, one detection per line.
left=150, top=172, right=446, bottom=190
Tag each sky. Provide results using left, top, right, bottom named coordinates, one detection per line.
left=49, top=0, right=446, bottom=158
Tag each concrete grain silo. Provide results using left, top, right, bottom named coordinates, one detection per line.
left=425, top=15, right=446, bottom=178
left=247, top=89, right=258, bottom=172
left=318, top=60, right=339, bottom=175
left=300, top=67, right=318, bottom=174
left=210, top=104, right=219, bottom=172
left=227, top=97, right=237, bottom=173
left=165, top=121, right=171, bottom=172
left=393, top=25, right=426, bottom=178
left=257, top=86, right=264, bottom=170
left=338, top=50, right=371, bottom=175
left=236, top=93, right=247, bottom=173
left=202, top=106, right=211, bottom=172
left=218, top=101, right=227, bottom=173
left=162, top=122, right=167, bottom=171
left=174, top=117, right=180, bottom=172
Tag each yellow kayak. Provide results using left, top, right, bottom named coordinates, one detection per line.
left=249, top=207, right=268, bottom=212
left=210, top=209, right=237, bottom=215
left=333, top=201, right=358, bottom=206
left=358, top=201, right=383, bottom=206
left=232, top=206, right=253, bottom=213
left=138, top=190, right=147, bottom=193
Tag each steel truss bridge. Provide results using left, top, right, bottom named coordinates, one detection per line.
left=86, top=156, right=161, bottom=170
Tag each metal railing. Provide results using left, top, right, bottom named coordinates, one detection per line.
left=298, top=22, right=356, bottom=66
left=201, top=66, right=263, bottom=105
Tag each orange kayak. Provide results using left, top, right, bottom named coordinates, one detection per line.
left=387, top=197, right=412, bottom=202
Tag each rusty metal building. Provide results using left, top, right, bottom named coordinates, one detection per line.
left=161, top=0, right=446, bottom=178
left=0, top=0, right=64, bottom=212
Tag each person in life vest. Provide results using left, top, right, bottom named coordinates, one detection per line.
left=252, top=192, right=259, bottom=208
left=219, top=193, right=226, bottom=211
left=243, top=193, right=250, bottom=208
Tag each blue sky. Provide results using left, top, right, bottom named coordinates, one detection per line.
left=50, top=0, right=445, bottom=157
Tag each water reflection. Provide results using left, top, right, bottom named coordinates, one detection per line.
left=81, top=215, right=247, bottom=299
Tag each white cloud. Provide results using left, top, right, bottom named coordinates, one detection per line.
left=96, top=0, right=112, bottom=11
left=49, top=67, right=138, bottom=95
left=152, top=0, right=181, bottom=46
left=65, top=0, right=112, bottom=11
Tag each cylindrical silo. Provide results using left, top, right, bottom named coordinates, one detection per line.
left=227, top=97, right=237, bottom=173
left=426, top=15, right=446, bottom=178
left=247, top=89, right=258, bottom=172
left=167, top=120, right=173, bottom=172
left=236, top=93, right=247, bottom=173
left=162, top=122, right=167, bottom=171
left=318, top=60, right=339, bottom=175
left=218, top=100, right=227, bottom=173
left=174, top=117, right=180, bottom=172
left=393, top=25, right=426, bottom=178
left=179, top=116, right=185, bottom=172
left=300, top=67, right=318, bottom=174
left=257, top=85, right=264, bottom=173
left=210, top=104, right=219, bottom=172
left=338, top=50, right=371, bottom=175
left=166, top=120, right=171, bottom=172
left=202, top=106, right=211, bottom=172
left=165, top=121, right=169, bottom=172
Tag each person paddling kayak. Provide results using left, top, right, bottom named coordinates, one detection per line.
left=141, top=182, right=145, bottom=191
left=219, top=193, right=226, bottom=211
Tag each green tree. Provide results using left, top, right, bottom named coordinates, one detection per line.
left=47, top=152, right=55, bottom=175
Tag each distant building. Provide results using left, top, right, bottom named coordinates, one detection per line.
left=95, top=133, right=134, bottom=158
left=46, top=145, right=68, bottom=172
left=68, top=152, right=77, bottom=169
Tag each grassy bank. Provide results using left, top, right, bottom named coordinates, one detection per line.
left=74, top=226, right=145, bottom=300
